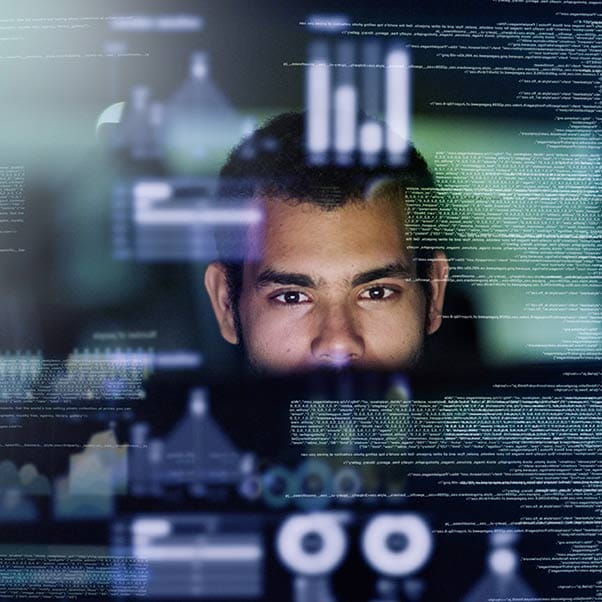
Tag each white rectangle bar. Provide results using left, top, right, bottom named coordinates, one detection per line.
left=385, top=46, right=410, bottom=155
left=133, top=544, right=263, bottom=562
left=134, top=207, right=263, bottom=226
left=133, top=181, right=172, bottom=203
left=131, top=519, right=172, bottom=537
left=334, top=84, right=357, bottom=154
left=359, top=120, right=383, bottom=155
left=307, top=42, right=331, bottom=156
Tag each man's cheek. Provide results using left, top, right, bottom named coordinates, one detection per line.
left=267, top=317, right=312, bottom=362
left=250, top=313, right=297, bottom=355
left=365, top=314, right=421, bottom=358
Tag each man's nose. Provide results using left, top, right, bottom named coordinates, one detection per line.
left=310, top=306, right=365, bottom=367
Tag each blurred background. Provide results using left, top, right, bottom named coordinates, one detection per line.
left=0, top=0, right=600, bottom=600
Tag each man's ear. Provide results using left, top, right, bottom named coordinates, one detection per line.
left=204, top=262, right=239, bottom=344
left=426, top=250, right=449, bottom=335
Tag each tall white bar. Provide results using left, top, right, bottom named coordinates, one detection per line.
left=334, top=84, right=357, bottom=164
left=359, top=119, right=383, bottom=166
left=306, top=41, right=331, bottom=165
left=385, top=45, right=410, bottom=164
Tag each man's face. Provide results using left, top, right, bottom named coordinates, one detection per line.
left=205, top=193, right=448, bottom=374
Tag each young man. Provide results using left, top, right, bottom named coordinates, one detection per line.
left=205, top=112, right=448, bottom=374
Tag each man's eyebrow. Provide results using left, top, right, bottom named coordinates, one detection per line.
left=350, top=262, right=413, bottom=287
left=255, top=268, right=318, bottom=289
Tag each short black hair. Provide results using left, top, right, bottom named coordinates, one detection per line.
left=215, top=111, right=437, bottom=313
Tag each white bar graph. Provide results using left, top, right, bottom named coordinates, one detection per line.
left=305, top=34, right=412, bottom=167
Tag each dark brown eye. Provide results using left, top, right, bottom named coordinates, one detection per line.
left=284, top=291, right=301, bottom=303
left=359, top=286, right=396, bottom=301
left=273, top=291, right=311, bottom=305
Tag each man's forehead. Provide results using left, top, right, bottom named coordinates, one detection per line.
left=243, top=193, right=414, bottom=281
left=248, top=193, right=407, bottom=244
